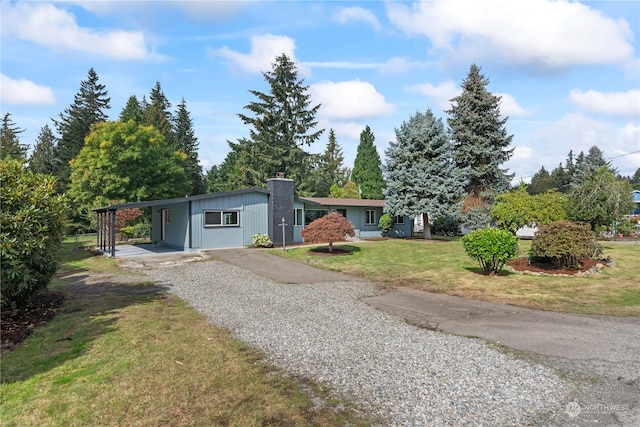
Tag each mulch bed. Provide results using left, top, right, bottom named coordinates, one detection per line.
left=308, top=247, right=354, bottom=256
left=1, top=289, right=65, bottom=352
left=507, top=257, right=600, bottom=275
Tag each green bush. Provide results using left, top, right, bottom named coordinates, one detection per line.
left=531, top=220, right=600, bottom=269
left=1, top=159, right=67, bottom=307
left=378, top=213, right=394, bottom=236
left=462, top=227, right=518, bottom=275
left=432, top=214, right=462, bottom=236
left=251, top=233, right=273, bottom=248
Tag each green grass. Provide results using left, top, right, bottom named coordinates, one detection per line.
left=274, top=239, right=640, bottom=316
left=1, top=237, right=372, bottom=426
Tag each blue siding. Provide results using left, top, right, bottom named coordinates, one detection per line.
left=151, top=201, right=190, bottom=250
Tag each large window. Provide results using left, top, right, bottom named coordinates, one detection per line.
left=365, top=210, right=376, bottom=225
left=204, top=210, right=239, bottom=227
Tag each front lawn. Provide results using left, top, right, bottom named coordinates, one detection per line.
left=273, top=238, right=640, bottom=316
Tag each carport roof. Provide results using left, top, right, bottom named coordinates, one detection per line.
left=93, top=188, right=270, bottom=213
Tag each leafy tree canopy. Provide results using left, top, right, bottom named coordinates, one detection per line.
left=300, top=211, right=355, bottom=252
left=68, top=120, right=191, bottom=214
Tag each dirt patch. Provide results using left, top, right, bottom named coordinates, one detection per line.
left=507, top=257, right=603, bottom=276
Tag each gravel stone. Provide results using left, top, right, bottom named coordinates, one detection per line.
left=145, top=259, right=569, bottom=425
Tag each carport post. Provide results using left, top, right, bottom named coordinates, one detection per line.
left=110, top=208, right=117, bottom=258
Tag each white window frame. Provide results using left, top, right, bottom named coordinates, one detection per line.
left=294, top=208, right=303, bottom=226
left=365, top=209, right=376, bottom=225
left=204, top=210, right=240, bottom=227
left=394, top=215, right=404, bottom=225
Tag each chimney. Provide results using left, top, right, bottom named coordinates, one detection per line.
left=267, top=175, right=294, bottom=246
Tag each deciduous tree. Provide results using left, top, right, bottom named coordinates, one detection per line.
left=68, top=120, right=191, bottom=216
left=384, top=109, right=464, bottom=239
left=352, top=126, right=385, bottom=199
left=300, top=211, right=355, bottom=252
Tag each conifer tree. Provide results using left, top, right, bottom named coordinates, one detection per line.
left=352, top=125, right=385, bottom=199
left=0, top=113, right=27, bottom=160
left=52, top=68, right=110, bottom=191
left=446, top=64, right=513, bottom=229
left=28, top=124, right=57, bottom=175
left=527, top=166, right=554, bottom=195
left=119, top=95, right=145, bottom=124
left=174, top=98, right=205, bottom=195
left=229, top=53, right=323, bottom=191
left=384, top=109, right=465, bottom=239
left=144, top=81, right=174, bottom=147
left=313, top=129, right=350, bottom=197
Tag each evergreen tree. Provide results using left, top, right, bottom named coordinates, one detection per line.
left=383, top=109, right=465, bottom=239
left=312, top=129, right=350, bottom=197
left=28, top=124, right=57, bottom=175
left=174, top=98, right=205, bottom=195
left=144, top=81, right=174, bottom=147
left=446, top=64, right=513, bottom=229
left=0, top=113, right=27, bottom=160
left=571, top=146, right=613, bottom=187
left=527, top=166, right=553, bottom=195
left=549, top=163, right=569, bottom=193
left=352, top=125, right=385, bottom=199
left=52, top=68, right=111, bottom=191
left=119, top=95, right=145, bottom=124
left=630, top=168, right=640, bottom=190
left=229, top=53, right=323, bottom=191
left=206, top=150, right=247, bottom=193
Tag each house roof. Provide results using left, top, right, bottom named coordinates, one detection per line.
left=93, top=188, right=269, bottom=212
left=299, top=197, right=385, bottom=208
left=632, top=190, right=640, bottom=203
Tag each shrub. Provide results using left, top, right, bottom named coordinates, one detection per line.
left=1, top=159, right=67, bottom=308
left=432, top=214, right=463, bottom=236
left=378, top=213, right=393, bottom=236
left=531, top=220, right=601, bottom=269
left=300, top=212, right=355, bottom=252
left=462, top=227, right=518, bottom=275
left=251, top=233, right=273, bottom=248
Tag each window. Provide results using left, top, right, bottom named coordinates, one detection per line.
left=294, top=208, right=303, bottom=226
left=336, top=208, right=347, bottom=218
left=204, top=210, right=239, bottom=227
left=305, top=209, right=328, bottom=225
left=365, top=210, right=375, bottom=225
left=394, top=215, right=404, bottom=225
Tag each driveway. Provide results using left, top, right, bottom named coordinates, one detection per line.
left=119, top=247, right=640, bottom=425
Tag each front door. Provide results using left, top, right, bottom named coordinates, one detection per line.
left=161, top=209, right=170, bottom=241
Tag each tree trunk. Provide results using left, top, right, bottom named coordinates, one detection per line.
left=328, top=241, right=333, bottom=252
left=423, top=212, right=432, bottom=240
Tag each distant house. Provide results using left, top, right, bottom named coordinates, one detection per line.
left=94, top=177, right=411, bottom=256
left=632, top=190, right=640, bottom=215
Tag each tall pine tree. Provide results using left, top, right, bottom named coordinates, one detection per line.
left=229, top=53, right=323, bottom=191
left=52, top=68, right=110, bottom=191
left=144, top=81, right=174, bottom=148
left=352, top=125, right=385, bottom=199
left=0, top=113, right=27, bottom=160
left=446, top=64, right=513, bottom=229
left=313, top=129, right=350, bottom=197
left=119, top=95, right=145, bottom=124
left=384, top=109, right=465, bottom=239
left=28, top=124, right=57, bottom=175
left=174, top=98, right=205, bottom=195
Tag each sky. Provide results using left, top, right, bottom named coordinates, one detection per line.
left=1, top=0, right=639, bottom=184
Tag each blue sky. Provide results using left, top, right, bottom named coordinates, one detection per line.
left=2, top=0, right=639, bottom=183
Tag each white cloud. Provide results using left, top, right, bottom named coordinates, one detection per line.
left=569, top=89, right=640, bottom=119
left=212, top=34, right=307, bottom=74
left=334, top=6, right=381, bottom=32
left=409, top=80, right=459, bottom=111
left=0, top=74, right=56, bottom=105
left=380, top=57, right=428, bottom=74
left=497, top=93, right=529, bottom=117
left=310, top=80, right=395, bottom=120
left=386, top=0, right=634, bottom=70
left=1, top=2, right=156, bottom=61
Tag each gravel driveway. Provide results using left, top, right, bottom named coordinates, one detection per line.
left=140, top=257, right=577, bottom=426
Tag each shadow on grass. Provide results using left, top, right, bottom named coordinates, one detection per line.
left=463, top=266, right=516, bottom=276
left=1, top=244, right=169, bottom=383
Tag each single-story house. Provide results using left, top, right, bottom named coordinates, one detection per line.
left=94, top=176, right=412, bottom=256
